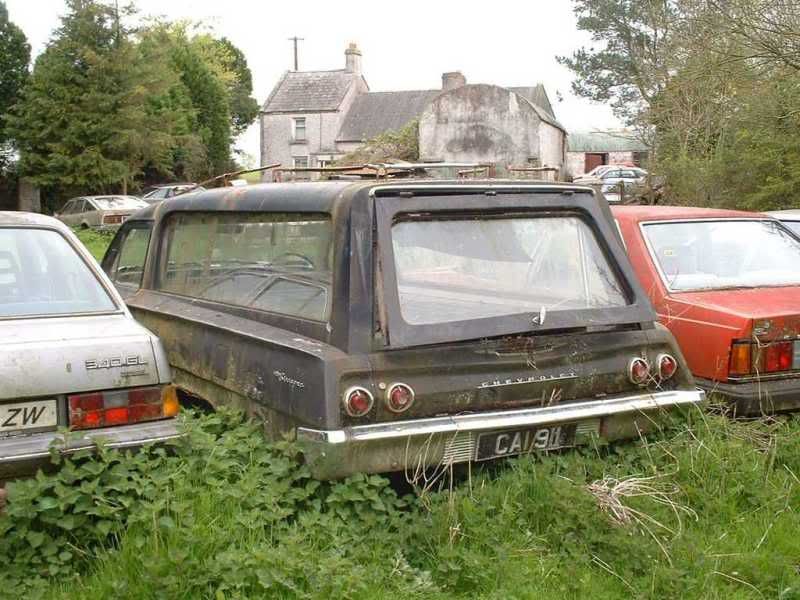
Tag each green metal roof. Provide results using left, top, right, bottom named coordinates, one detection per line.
left=568, top=132, right=649, bottom=153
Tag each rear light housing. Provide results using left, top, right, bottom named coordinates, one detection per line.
left=656, top=354, right=678, bottom=381
left=730, top=339, right=800, bottom=376
left=69, top=385, right=179, bottom=430
left=102, top=214, right=124, bottom=225
left=343, top=386, right=373, bottom=417
left=385, top=383, right=415, bottom=413
left=628, top=357, right=650, bottom=386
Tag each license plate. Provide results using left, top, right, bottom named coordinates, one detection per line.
left=0, top=400, right=58, bottom=437
left=476, top=424, right=577, bottom=461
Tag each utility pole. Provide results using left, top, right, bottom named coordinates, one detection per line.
left=288, top=36, right=304, bottom=71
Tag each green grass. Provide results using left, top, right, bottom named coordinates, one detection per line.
left=73, top=228, right=115, bottom=261
left=2, top=408, right=799, bottom=599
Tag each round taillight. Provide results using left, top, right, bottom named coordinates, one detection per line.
left=657, top=354, right=678, bottom=381
left=343, top=386, right=374, bottom=417
left=628, top=357, right=650, bottom=386
left=386, top=383, right=415, bottom=413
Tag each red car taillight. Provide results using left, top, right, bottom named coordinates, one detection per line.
left=730, top=340, right=798, bottom=376
left=657, top=354, right=678, bottom=381
left=343, top=386, right=373, bottom=417
left=628, top=357, right=650, bottom=386
left=385, top=383, right=415, bottom=413
left=69, top=385, right=179, bottom=430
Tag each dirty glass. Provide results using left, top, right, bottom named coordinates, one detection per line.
left=111, top=226, right=152, bottom=288
left=92, top=197, right=146, bottom=210
left=158, top=212, right=332, bottom=321
left=643, top=220, right=800, bottom=291
left=0, top=228, right=116, bottom=317
left=391, top=216, right=628, bottom=325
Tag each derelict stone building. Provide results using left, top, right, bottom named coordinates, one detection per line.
left=259, top=44, right=567, bottom=180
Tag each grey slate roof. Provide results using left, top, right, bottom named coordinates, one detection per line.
left=568, top=132, right=649, bottom=153
left=508, top=85, right=555, bottom=120
left=337, top=84, right=563, bottom=142
left=337, top=90, right=440, bottom=142
left=262, top=70, right=357, bottom=113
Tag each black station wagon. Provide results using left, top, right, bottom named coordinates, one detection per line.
left=101, top=180, right=705, bottom=478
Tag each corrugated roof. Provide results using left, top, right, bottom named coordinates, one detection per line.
left=337, top=90, right=440, bottom=142
left=568, top=132, right=649, bottom=153
left=262, top=70, right=357, bottom=113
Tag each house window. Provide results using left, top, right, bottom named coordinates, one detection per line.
left=317, top=159, right=330, bottom=169
left=293, top=117, right=306, bottom=142
left=293, top=156, right=310, bottom=180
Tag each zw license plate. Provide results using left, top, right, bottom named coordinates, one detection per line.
left=0, top=400, right=58, bottom=437
left=476, top=424, right=577, bottom=461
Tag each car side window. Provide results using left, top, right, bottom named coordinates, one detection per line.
left=84, top=200, right=97, bottom=212
left=73, top=200, right=86, bottom=214
left=158, top=212, right=333, bottom=322
left=60, top=200, right=74, bottom=215
left=105, top=223, right=152, bottom=290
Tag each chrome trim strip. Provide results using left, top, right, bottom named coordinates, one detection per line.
left=297, top=389, right=705, bottom=445
left=0, top=419, right=181, bottom=464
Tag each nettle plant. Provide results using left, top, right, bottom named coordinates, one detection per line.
left=0, top=409, right=415, bottom=596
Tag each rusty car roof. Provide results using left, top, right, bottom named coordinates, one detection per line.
left=127, top=180, right=598, bottom=221
left=611, top=204, right=764, bottom=222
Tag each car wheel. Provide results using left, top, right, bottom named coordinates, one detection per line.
left=80, top=222, right=89, bottom=230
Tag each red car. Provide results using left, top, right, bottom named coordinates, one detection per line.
left=612, top=205, right=800, bottom=415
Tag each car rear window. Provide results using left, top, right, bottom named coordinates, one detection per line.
left=0, top=228, right=117, bottom=318
left=158, top=212, right=332, bottom=321
left=391, top=215, right=628, bottom=325
left=93, top=197, right=146, bottom=210
left=643, top=219, right=800, bottom=291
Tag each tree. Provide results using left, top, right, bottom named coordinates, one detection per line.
left=557, top=0, right=683, bottom=129
left=8, top=0, right=183, bottom=194
left=193, top=35, right=259, bottom=137
left=0, top=1, right=30, bottom=169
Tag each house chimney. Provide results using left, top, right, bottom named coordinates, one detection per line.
left=442, top=71, right=466, bottom=91
left=345, top=43, right=362, bottom=74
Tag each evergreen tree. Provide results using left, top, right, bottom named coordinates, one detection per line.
left=0, top=1, right=30, bottom=169
left=9, top=0, right=180, bottom=194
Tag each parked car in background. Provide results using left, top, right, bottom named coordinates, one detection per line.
left=0, top=212, right=180, bottom=480
left=101, top=180, right=704, bottom=479
left=55, top=195, right=147, bottom=230
left=141, top=184, right=205, bottom=203
left=574, top=166, right=647, bottom=187
left=767, top=209, right=800, bottom=237
left=613, top=205, right=800, bottom=415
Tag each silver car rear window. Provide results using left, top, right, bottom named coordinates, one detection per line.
left=0, top=228, right=117, bottom=318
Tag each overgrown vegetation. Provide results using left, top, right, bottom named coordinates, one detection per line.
left=561, top=0, right=800, bottom=210
left=2, top=406, right=799, bottom=598
left=334, top=119, right=420, bottom=166
left=74, top=227, right=115, bottom=261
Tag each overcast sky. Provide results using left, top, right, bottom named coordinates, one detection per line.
left=5, top=0, right=620, bottom=162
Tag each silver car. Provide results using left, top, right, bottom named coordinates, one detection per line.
left=0, top=212, right=180, bottom=480
left=55, top=195, right=148, bottom=230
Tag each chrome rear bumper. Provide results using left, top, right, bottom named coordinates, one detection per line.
left=0, top=419, right=181, bottom=479
left=297, top=389, right=706, bottom=479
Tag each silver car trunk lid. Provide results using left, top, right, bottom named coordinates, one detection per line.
left=0, top=314, right=162, bottom=400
